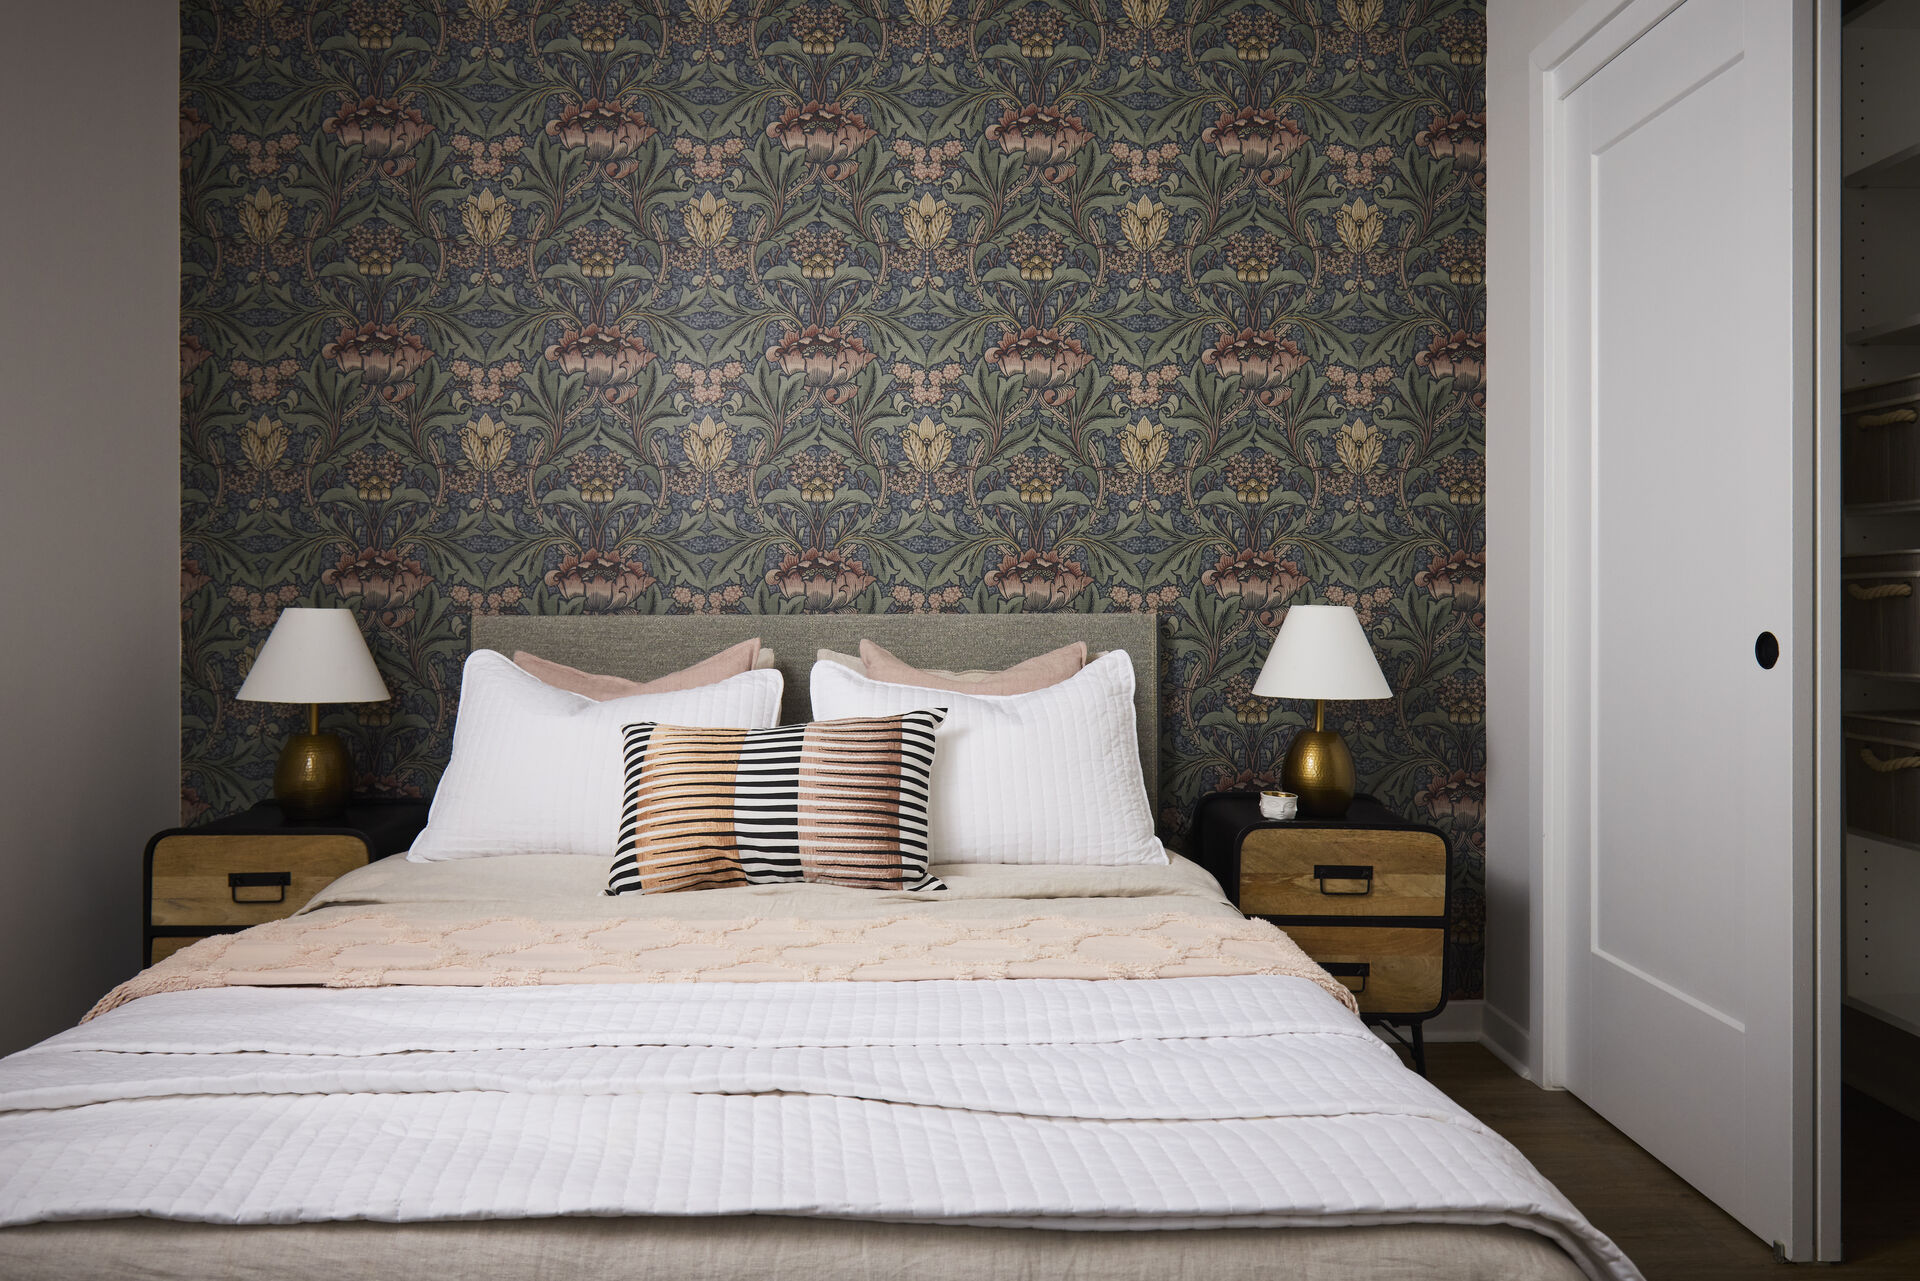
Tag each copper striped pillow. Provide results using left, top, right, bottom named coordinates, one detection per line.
left=609, top=710, right=947, bottom=895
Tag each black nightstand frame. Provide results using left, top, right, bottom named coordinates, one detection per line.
left=144, top=799, right=431, bottom=965
left=1190, top=791, right=1453, bottom=1074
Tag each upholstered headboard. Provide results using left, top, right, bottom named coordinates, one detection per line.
left=468, top=614, right=1161, bottom=803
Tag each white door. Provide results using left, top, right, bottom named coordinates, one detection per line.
left=1548, top=0, right=1817, bottom=1256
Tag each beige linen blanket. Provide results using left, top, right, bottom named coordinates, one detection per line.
left=96, top=854, right=1357, bottom=1018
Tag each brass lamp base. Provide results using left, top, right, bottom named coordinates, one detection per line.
left=1280, top=700, right=1356, bottom=818
left=274, top=709, right=351, bottom=823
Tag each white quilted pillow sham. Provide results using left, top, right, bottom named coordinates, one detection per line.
left=809, top=649, right=1166, bottom=866
left=409, top=649, right=783, bottom=861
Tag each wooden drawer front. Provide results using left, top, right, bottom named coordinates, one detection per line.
left=150, top=834, right=367, bottom=927
left=1239, top=827, right=1446, bottom=918
left=1283, top=924, right=1445, bottom=1017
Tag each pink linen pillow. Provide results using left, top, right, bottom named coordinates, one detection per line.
left=513, top=639, right=762, bottom=699
left=857, top=638, right=1086, bottom=695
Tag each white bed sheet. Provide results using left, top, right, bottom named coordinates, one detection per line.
left=0, top=857, right=1638, bottom=1281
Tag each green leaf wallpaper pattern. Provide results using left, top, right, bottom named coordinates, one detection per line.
left=179, top=0, right=1488, bottom=995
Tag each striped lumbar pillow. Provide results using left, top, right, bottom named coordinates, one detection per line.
left=609, top=710, right=948, bottom=895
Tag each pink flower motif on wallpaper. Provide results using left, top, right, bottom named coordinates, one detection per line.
left=1202, top=549, right=1308, bottom=611
left=891, top=361, right=967, bottom=406
left=1108, top=363, right=1182, bottom=407
left=229, top=583, right=302, bottom=628
left=673, top=359, right=745, bottom=406
left=449, top=133, right=525, bottom=178
left=228, top=132, right=302, bottom=176
left=179, top=106, right=210, bottom=154
left=671, top=135, right=747, bottom=181
left=1202, top=107, right=1308, bottom=178
left=1322, top=362, right=1395, bottom=409
left=323, top=547, right=432, bottom=612
left=446, top=583, right=524, bottom=615
left=986, top=103, right=1092, bottom=182
left=1415, top=328, right=1486, bottom=390
left=1416, top=110, right=1486, bottom=169
left=766, top=325, right=875, bottom=403
left=766, top=547, right=875, bottom=610
left=767, top=101, right=876, bottom=176
left=181, top=558, right=211, bottom=603
left=891, top=583, right=967, bottom=612
left=1323, top=142, right=1397, bottom=192
left=671, top=584, right=747, bottom=614
left=544, top=324, right=658, bottom=404
left=323, top=96, right=434, bottom=159
left=1109, top=140, right=1184, bottom=185
left=1416, top=769, right=1485, bottom=825
left=448, top=358, right=524, bottom=404
left=546, top=99, right=657, bottom=173
left=1201, top=328, right=1307, bottom=404
left=323, top=322, right=432, bottom=398
left=1109, top=584, right=1184, bottom=612
left=985, top=326, right=1090, bottom=404
left=891, top=138, right=968, bottom=183
left=984, top=549, right=1093, bottom=611
left=1323, top=582, right=1398, bottom=628
left=229, top=357, right=302, bottom=404
left=1414, top=549, right=1486, bottom=609
left=545, top=549, right=655, bottom=611
left=180, top=332, right=211, bottom=391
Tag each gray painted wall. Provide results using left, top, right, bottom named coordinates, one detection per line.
left=0, top=0, right=178, bottom=1054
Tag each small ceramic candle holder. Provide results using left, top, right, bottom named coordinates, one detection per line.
left=1259, top=789, right=1299, bottom=821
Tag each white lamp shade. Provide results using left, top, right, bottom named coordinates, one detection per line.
left=1251, top=604, right=1391, bottom=701
left=235, top=607, right=391, bottom=705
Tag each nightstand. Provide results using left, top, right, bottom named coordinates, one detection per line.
left=143, top=799, right=430, bottom=966
left=1190, top=790, right=1451, bottom=1073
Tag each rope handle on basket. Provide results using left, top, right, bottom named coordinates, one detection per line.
left=1848, top=582, right=1914, bottom=601
left=1860, top=747, right=1920, bottom=773
left=1856, top=408, right=1919, bottom=429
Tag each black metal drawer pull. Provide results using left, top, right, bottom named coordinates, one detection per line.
left=229, top=871, right=291, bottom=903
left=1314, top=864, right=1374, bottom=895
left=1323, top=961, right=1370, bottom=993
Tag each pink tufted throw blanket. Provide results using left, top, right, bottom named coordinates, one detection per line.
left=94, top=909, right=1355, bottom=1019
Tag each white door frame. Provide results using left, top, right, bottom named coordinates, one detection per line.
left=1525, top=0, right=1840, bottom=1261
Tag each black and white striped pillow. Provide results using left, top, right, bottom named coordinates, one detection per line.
left=608, top=710, right=947, bottom=895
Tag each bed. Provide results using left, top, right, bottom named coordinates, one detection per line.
left=0, top=616, right=1637, bottom=1281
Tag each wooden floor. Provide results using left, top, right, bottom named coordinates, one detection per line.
left=1422, top=1044, right=1920, bottom=1278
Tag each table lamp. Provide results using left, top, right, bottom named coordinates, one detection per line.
left=235, top=607, right=390, bottom=822
left=1252, top=604, right=1391, bottom=818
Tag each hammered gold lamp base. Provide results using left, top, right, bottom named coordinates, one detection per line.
left=1280, top=700, right=1357, bottom=818
left=273, top=704, right=351, bottom=823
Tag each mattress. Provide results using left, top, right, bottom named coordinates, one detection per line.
left=0, top=855, right=1637, bottom=1281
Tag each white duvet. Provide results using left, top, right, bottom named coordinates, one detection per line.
left=0, top=975, right=1639, bottom=1281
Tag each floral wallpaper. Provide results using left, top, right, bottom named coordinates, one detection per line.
left=180, top=0, right=1487, bottom=994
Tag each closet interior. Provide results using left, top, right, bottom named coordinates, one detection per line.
left=1838, top=0, right=1920, bottom=1122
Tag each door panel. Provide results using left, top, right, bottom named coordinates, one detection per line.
left=1558, top=0, right=1810, bottom=1251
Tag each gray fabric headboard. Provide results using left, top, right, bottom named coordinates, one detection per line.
left=468, top=614, right=1161, bottom=804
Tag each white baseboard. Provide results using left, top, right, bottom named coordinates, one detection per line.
left=1366, top=1000, right=1549, bottom=1085
left=1370, top=1000, right=1483, bottom=1045
left=1479, top=1001, right=1540, bottom=1083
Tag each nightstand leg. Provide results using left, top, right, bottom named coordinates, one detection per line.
left=1410, top=1021, right=1427, bottom=1076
